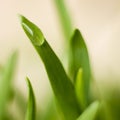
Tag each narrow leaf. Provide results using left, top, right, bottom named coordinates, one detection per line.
left=75, top=68, right=87, bottom=110
left=77, top=101, right=100, bottom=120
left=53, top=0, right=73, bottom=41
left=25, top=77, right=36, bottom=120
left=0, top=52, right=17, bottom=119
left=70, top=29, right=91, bottom=104
left=54, top=0, right=73, bottom=74
left=20, top=15, right=80, bottom=120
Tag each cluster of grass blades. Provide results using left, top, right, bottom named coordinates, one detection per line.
left=19, top=14, right=100, bottom=120
left=0, top=0, right=120, bottom=120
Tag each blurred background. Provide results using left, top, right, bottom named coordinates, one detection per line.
left=0, top=0, right=120, bottom=106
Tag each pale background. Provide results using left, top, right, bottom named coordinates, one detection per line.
left=0, top=0, right=120, bottom=102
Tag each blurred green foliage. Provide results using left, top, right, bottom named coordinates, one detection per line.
left=0, top=0, right=120, bottom=120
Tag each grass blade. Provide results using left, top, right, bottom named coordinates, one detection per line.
left=53, top=0, right=74, bottom=74
left=77, top=101, right=100, bottom=120
left=0, top=52, right=17, bottom=119
left=75, top=68, right=87, bottom=110
left=19, top=15, right=80, bottom=120
left=25, top=77, right=36, bottom=120
left=70, top=29, right=91, bottom=104
left=53, top=0, right=73, bottom=41
left=70, top=29, right=91, bottom=79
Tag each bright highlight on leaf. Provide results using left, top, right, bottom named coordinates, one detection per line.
left=77, top=101, right=100, bottom=120
left=20, top=15, right=80, bottom=120
left=75, top=68, right=87, bottom=110
left=25, top=77, right=36, bottom=120
left=19, top=15, right=44, bottom=46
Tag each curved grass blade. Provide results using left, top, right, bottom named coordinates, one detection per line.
left=70, top=29, right=91, bottom=104
left=53, top=0, right=73, bottom=41
left=19, top=15, right=80, bottom=120
left=77, top=101, right=100, bottom=120
left=0, top=52, right=17, bottom=119
left=25, top=77, right=36, bottom=120
left=75, top=68, right=87, bottom=110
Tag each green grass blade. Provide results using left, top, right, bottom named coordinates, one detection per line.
left=53, top=0, right=73, bottom=75
left=77, top=101, right=100, bottom=120
left=0, top=52, right=17, bottom=119
left=70, top=29, right=91, bottom=104
left=53, top=0, right=73, bottom=41
left=25, top=77, right=36, bottom=120
left=75, top=68, right=87, bottom=110
left=70, top=29, right=91, bottom=79
left=20, top=15, right=80, bottom=120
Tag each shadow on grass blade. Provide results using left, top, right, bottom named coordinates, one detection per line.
left=77, top=101, right=100, bottom=120
left=19, top=15, right=80, bottom=120
left=25, top=77, right=36, bottom=120
left=0, top=52, right=17, bottom=119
